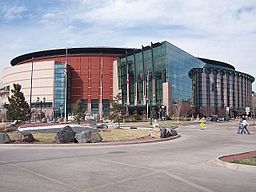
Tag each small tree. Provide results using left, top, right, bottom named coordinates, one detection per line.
left=172, top=101, right=192, bottom=123
left=109, top=93, right=125, bottom=128
left=4, top=84, right=30, bottom=121
left=73, top=99, right=84, bottom=124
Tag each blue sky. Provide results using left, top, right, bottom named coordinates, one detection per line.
left=0, top=0, right=256, bottom=90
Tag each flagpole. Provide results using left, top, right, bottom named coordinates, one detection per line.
left=99, top=57, right=103, bottom=120
left=29, top=57, right=34, bottom=123
left=64, top=48, right=68, bottom=122
left=125, top=54, right=129, bottom=116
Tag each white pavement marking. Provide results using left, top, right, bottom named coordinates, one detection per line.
left=91, top=158, right=215, bottom=192
left=1, top=160, right=83, bottom=192
left=85, top=172, right=159, bottom=191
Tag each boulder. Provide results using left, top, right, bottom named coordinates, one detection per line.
left=0, top=133, right=11, bottom=144
left=21, top=133, right=35, bottom=142
left=96, top=124, right=108, bottom=129
left=75, top=130, right=103, bottom=143
left=55, top=126, right=76, bottom=143
left=160, top=128, right=178, bottom=138
left=11, top=131, right=35, bottom=142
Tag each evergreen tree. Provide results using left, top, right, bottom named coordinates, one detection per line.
left=109, top=93, right=125, bottom=128
left=4, top=84, right=30, bottom=121
left=73, top=99, right=84, bottom=124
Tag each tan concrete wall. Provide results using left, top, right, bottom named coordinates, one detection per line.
left=2, top=61, right=55, bottom=104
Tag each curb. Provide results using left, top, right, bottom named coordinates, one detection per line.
left=209, top=158, right=256, bottom=172
left=0, top=135, right=181, bottom=147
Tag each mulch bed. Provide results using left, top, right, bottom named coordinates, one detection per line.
left=219, top=150, right=256, bottom=162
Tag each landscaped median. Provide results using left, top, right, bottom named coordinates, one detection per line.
left=0, top=123, right=179, bottom=144
left=217, top=151, right=256, bottom=170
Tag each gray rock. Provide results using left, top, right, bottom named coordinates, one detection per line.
left=160, top=128, right=178, bottom=138
left=96, top=124, right=108, bottom=129
left=21, top=133, right=35, bottom=142
left=75, top=130, right=103, bottom=143
left=0, top=133, right=11, bottom=143
left=55, top=126, right=76, bottom=143
left=11, top=131, right=35, bottom=142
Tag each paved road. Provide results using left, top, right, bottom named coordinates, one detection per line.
left=1, top=121, right=256, bottom=192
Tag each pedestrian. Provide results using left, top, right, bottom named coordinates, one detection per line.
left=237, top=117, right=243, bottom=134
left=241, top=117, right=250, bottom=135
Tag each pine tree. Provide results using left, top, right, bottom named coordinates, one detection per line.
left=73, top=99, right=84, bottom=124
left=109, top=93, right=125, bottom=128
left=4, top=84, right=30, bottom=121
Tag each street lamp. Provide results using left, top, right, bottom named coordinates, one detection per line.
left=36, top=97, right=46, bottom=122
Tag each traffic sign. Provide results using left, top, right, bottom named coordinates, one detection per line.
left=200, top=122, right=205, bottom=127
left=200, top=122, right=205, bottom=130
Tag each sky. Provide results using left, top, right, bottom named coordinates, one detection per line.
left=0, top=0, right=256, bottom=90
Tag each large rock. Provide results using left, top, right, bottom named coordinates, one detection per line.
left=75, top=130, right=103, bottom=143
left=21, top=133, right=35, bottom=142
left=55, top=126, right=76, bottom=143
left=0, top=133, right=11, bottom=143
left=160, top=128, right=178, bottom=138
left=11, top=131, right=35, bottom=142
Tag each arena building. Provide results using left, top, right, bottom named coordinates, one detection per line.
left=118, top=41, right=254, bottom=118
left=1, top=47, right=132, bottom=119
left=1, top=41, right=254, bottom=120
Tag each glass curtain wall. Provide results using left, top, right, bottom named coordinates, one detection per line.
left=54, top=63, right=66, bottom=118
left=118, top=41, right=204, bottom=116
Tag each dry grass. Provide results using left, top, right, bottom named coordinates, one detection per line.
left=232, top=157, right=256, bottom=166
left=32, top=133, right=56, bottom=143
left=99, top=128, right=152, bottom=142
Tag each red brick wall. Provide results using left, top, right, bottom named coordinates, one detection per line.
left=32, top=55, right=118, bottom=104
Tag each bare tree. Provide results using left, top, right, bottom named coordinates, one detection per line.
left=172, top=101, right=192, bottom=123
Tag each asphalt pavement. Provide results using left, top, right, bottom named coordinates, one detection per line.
left=0, top=120, right=256, bottom=192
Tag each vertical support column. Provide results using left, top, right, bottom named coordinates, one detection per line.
left=201, top=68, right=206, bottom=108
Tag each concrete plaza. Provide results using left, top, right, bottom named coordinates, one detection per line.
left=0, top=121, right=256, bottom=192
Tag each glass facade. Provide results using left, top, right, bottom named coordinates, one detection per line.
left=189, top=60, right=255, bottom=117
left=118, top=41, right=204, bottom=115
left=53, top=63, right=68, bottom=117
left=165, top=42, right=204, bottom=102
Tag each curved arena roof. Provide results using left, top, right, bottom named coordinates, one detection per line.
left=198, top=58, right=235, bottom=70
left=11, top=47, right=134, bottom=66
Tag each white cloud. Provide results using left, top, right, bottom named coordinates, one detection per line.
left=0, top=4, right=27, bottom=21
left=0, top=0, right=255, bottom=90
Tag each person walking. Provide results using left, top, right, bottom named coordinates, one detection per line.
left=241, top=117, right=250, bottom=134
left=237, top=117, right=243, bottom=134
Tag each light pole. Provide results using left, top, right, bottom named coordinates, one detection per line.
left=29, top=57, right=34, bottom=123
left=37, top=97, right=46, bottom=122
